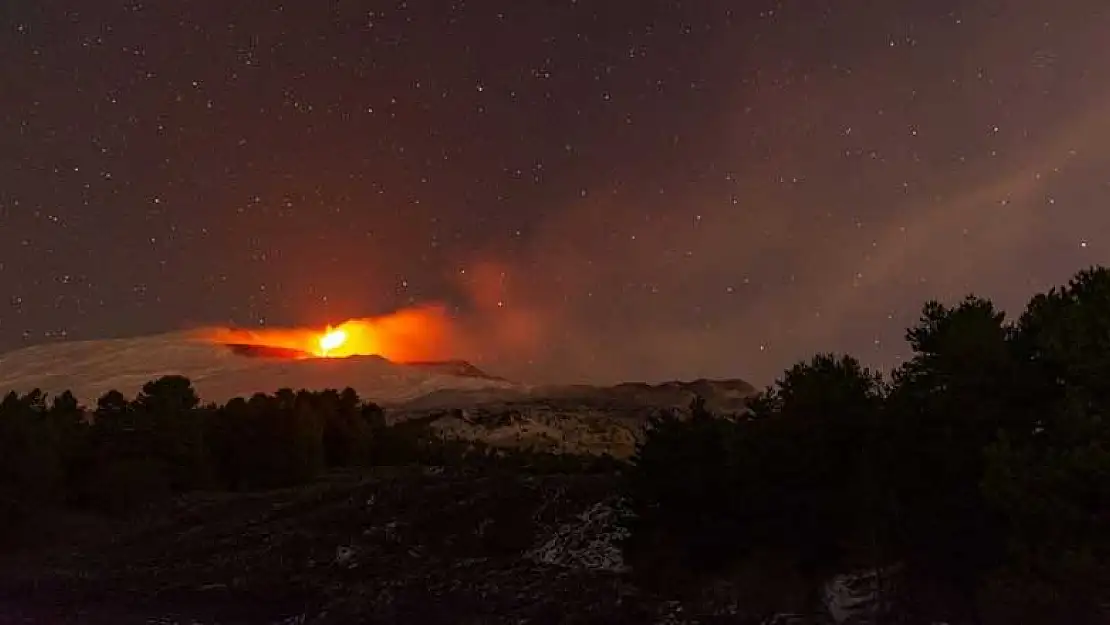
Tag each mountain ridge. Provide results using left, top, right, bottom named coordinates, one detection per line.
left=0, top=332, right=757, bottom=457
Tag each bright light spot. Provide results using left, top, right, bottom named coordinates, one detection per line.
left=195, top=303, right=453, bottom=362
left=318, top=327, right=348, bottom=357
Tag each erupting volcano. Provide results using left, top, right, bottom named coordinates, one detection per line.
left=317, top=327, right=348, bottom=357
left=0, top=304, right=514, bottom=407
left=195, top=304, right=458, bottom=363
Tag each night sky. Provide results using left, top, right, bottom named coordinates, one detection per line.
left=2, top=1, right=1108, bottom=385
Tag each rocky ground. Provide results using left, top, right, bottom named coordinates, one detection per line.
left=0, top=468, right=747, bottom=625
left=0, top=466, right=950, bottom=624
left=388, top=378, right=758, bottom=458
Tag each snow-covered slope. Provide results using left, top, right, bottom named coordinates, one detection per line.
left=0, top=332, right=758, bottom=457
left=0, top=331, right=516, bottom=406
left=391, top=377, right=757, bottom=457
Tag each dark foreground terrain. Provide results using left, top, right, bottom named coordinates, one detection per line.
left=0, top=468, right=691, bottom=625
left=8, top=267, right=1110, bottom=624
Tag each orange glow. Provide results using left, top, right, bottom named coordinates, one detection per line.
left=318, top=326, right=348, bottom=357
left=193, top=304, right=457, bottom=362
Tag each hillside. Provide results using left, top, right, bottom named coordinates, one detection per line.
left=391, top=378, right=756, bottom=457
left=1, top=468, right=888, bottom=625
left=1, top=469, right=642, bottom=624
left=0, top=332, right=517, bottom=407
left=0, top=332, right=757, bottom=457
left=5, top=269, right=1108, bottom=625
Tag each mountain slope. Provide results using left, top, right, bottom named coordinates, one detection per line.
left=0, top=332, right=516, bottom=407
left=390, top=378, right=757, bottom=457
left=0, top=332, right=757, bottom=457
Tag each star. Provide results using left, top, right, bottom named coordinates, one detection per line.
left=0, top=0, right=1106, bottom=385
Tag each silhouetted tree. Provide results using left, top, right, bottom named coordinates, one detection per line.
left=136, top=376, right=212, bottom=492
left=0, top=390, right=63, bottom=529
left=746, top=355, right=885, bottom=579
left=623, top=355, right=884, bottom=606
left=95, top=389, right=129, bottom=418
left=319, top=387, right=373, bottom=467
left=80, top=388, right=170, bottom=512
left=135, top=375, right=200, bottom=415
left=880, top=296, right=1017, bottom=604
left=1016, top=266, right=1110, bottom=407
left=209, top=390, right=325, bottom=490
left=50, top=390, right=81, bottom=418
left=975, top=267, right=1110, bottom=623
left=46, top=390, right=88, bottom=503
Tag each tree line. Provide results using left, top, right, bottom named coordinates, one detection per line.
left=0, top=379, right=619, bottom=527
left=620, top=266, right=1110, bottom=623
left=1, top=266, right=1107, bottom=623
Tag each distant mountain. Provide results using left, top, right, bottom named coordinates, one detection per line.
left=391, top=377, right=757, bottom=458
left=0, top=332, right=516, bottom=407
left=396, top=377, right=754, bottom=415
left=399, top=359, right=506, bottom=381
left=0, top=331, right=757, bottom=457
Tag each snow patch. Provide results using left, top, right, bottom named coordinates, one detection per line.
left=822, top=564, right=903, bottom=624
left=525, top=498, right=629, bottom=572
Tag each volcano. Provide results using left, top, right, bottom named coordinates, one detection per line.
left=0, top=330, right=756, bottom=458
left=0, top=330, right=512, bottom=407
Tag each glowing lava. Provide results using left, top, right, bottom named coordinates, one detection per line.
left=194, top=304, right=456, bottom=363
left=317, top=326, right=348, bottom=357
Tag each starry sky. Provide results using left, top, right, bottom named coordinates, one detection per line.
left=2, top=0, right=1108, bottom=386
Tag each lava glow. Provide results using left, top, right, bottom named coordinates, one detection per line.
left=195, top=304, right=456, bottom=362
left=317, top=327, right=348, bottom=357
